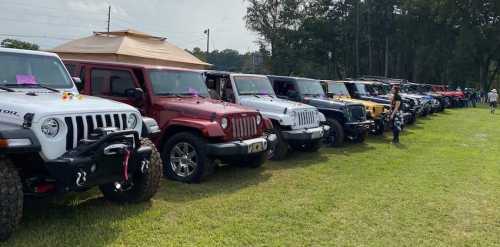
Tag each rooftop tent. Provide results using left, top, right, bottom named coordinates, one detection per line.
left=52, top=29, right=211, bottom=70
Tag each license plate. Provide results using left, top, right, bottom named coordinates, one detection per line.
left=248, top=141, right=265, bottom=154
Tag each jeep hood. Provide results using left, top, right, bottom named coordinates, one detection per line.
left=239, top=96, right=315, bottom=114
left=156, top=97, right=257, bottom=118
left=0, top=92, right=138, bottom=124
left=306, top=97, right=363, bottom=109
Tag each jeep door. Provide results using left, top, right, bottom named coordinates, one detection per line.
left=82, top=65, right=145, bottom=110
left=271, top=79, right=300, bottom=101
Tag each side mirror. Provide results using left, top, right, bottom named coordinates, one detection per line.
left=72, top=77, right=82, bottom=84
left=125, top=88, right=145, bottom=102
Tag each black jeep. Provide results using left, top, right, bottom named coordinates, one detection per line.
left=268, top=76, right=374, bottom=146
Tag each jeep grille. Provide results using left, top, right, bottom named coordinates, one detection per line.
left=295, top=110, right=318, bottom=129
left=348, top=105, right=367, bottom=122
left=64, top=113, right=128, bottom=150
left=231, top=116, right=258, bottom=139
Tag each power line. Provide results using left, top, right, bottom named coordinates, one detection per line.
left=0, top=33, right=76, bottom=41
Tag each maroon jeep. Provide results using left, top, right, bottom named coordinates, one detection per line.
left=63, top=60, right=276, bottom=183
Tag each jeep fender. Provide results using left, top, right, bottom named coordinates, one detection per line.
left=163, top=117, right=225, bottom=138
left=0, top=129, right=41, bottom=154
left=262, top=117, right=274, bottom=130
left=318, top=108, right=347, bottom=124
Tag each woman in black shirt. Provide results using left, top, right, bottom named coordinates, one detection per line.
left=391, top=86, right=403, bottom=144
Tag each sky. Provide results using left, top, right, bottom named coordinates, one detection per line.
left=0, top=0, right=260, bottom=53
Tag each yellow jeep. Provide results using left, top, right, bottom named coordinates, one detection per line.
left=321, top=80, right=388, bottom=135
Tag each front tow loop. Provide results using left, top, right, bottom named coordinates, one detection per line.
left=140, top=160, right=150, bottom=174
left=76, top=171, right=87, bottom=187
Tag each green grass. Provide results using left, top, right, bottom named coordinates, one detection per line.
left=4, top=106, right=500, bottom=247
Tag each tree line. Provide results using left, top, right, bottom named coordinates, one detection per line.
left=243, top=0, right=500, bottom=90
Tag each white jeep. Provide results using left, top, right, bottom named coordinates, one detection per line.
left=0, top=48, right=163, bottom=241
left=205, top=72, right=329, bottom=160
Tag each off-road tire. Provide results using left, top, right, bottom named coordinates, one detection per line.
left=373, top=121, right=385, bottom=135
left=353, top=130, right=367, bottom=143
left=327, top=118, right=344, bottom=147
left=100, top=138, right=162, bottom=203
left=0, top=158, right=23, bottom=241
left=407, top=113, right=416, bottom=125
left=291, top=139, right=322, bottom=152
left=241, top=152, right=267, bottom=168
left=269, top=126, right=288, bottom=161
left=162, top=132, right=214, bottom=183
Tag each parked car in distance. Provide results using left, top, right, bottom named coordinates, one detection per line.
left=344, top=80, right=417, bottom=125
left=321, top=80, right=389, bottom=135
left=432, top=85, right=465, bottom=107
left=0, top=48, right=163, bottom=241
left=267, top=76, right=374, bottom=146
left=401, top=83, right=444, bottom=113
left=63, top=60, right=277, bottom=183
left=204, top=72, right=329, bottom=160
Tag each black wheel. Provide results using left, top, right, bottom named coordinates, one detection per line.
left=407, top=113, right=416, bottom=125
left=241, top=152, right=267, bottom=168
left=326, top=118, right=344, bottom=147
left=372, top=120, right=385, bottom=135
left=353, top=130, right=367, bottom=143
left=291, top=139, right=322, bottom=152
left=162, top=132, right=214, bottom=183
left=269, top=125, right=289, bottom=161
left=0, top=158, right=23, bottom=241
left=100, top=138, right=162, bottom=203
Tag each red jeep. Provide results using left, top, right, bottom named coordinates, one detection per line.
left=63, top=60, right=276, bottom=183
left=432, top=85, right=465, bottom=107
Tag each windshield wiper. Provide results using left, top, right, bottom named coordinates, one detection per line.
left=3, top=83, right=59, bottom=93
left=304, top=93, right=322, bottom=98
left=0, top=86, right=15, bottom=92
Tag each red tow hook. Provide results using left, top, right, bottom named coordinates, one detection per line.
left=122, top=149, right=131, bottom=181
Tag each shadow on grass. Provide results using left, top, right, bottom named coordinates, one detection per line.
left=6, top=195, right=151, bottom=247
left=157, top=164, right=273, bottom=203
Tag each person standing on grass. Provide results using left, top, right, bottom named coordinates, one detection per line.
left=390, top=86, right=403, bottom=144
left=488, top=89, right=498, bottom=114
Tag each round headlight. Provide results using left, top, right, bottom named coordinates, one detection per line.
left=256, top=115, right=262, bottom=125
left=220, top=117, right=229, bottom=129
left=127, top=113, right=138, bottom=129
left=41, top=118, right=60, bottom=138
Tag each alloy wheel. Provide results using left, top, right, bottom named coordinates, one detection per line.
left=170, top=142, right=198, bottom=178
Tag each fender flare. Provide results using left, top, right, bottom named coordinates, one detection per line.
left=163, top=117, right=225, bottom=138
left=318, top=108, right=347, bottom=124
left=0, top=128, right=41, bottom=154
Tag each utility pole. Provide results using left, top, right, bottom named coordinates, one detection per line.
left=204, top=29, right=210, bottom=54
left=203, top=29, right=210, bottom=62
left=107, top=6, right=111, bottom=33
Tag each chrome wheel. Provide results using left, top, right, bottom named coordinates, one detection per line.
left=170, top=142, right=198, bottom=178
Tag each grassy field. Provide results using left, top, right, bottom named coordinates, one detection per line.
left=3, top=106, right=500, bottom=247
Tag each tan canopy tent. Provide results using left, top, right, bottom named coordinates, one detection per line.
left=52, top=29, right=211, bottom=69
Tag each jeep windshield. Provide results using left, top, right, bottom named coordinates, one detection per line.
left=329, top=83, right=350, bottom=96
left=296, top=79, right=325, bottom=98
left=0, top=52, right=73, bottom=89
left=353, top=83, right=385, bottom=96
left=234, top=76, right=275, bottom=96
left=149, top=70, right=209, bottom=97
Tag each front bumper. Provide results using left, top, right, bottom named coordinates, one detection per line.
left=403, top=112, right=414, bottom=124
left=206, top=134, right=278, bottom=157
left=44, top=129, right=152, bottom=192
left=281, top=125, right=330, bottom=141
left=344, top=120, right=375, bottom=134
